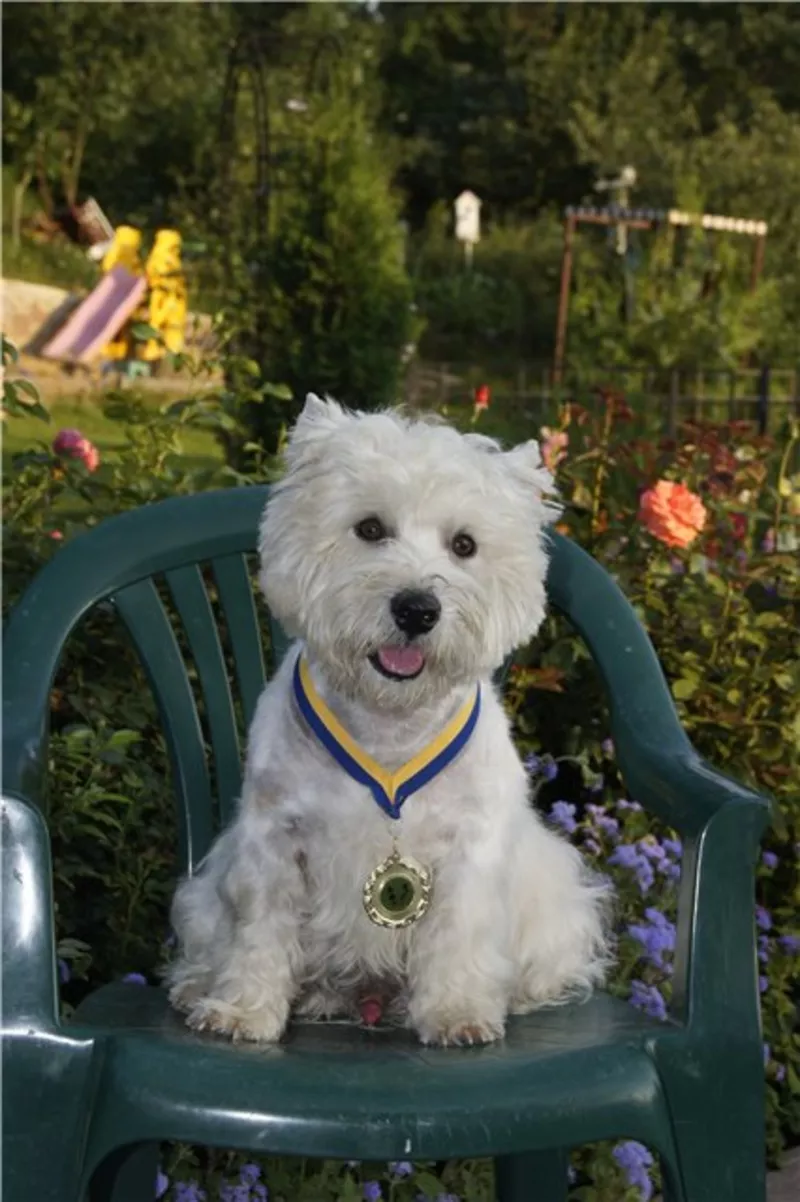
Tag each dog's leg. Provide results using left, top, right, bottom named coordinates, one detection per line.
left=167, top=808, right=305, bottom=1043
left=406, top=848, right=513, bottom=1046
left=508, top=823, right=612, bottom=1012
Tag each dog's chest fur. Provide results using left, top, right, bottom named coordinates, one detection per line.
left=243, top=649, right=524, bottom=980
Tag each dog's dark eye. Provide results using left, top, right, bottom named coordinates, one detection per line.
left=451, top=532, right=477, bottom=559
left=354, top=516, right=388, bottom=543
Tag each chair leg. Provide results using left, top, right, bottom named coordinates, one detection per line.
left=2, top=1033, right=97, bottom=1202
left=657, top=1060, right=766, bottom=1202
left=88, top=1143, right=161, bottom=1202
left=659, top=1138, right=766, bottom=1202
left=495, top=1150, right=569, bottom=1202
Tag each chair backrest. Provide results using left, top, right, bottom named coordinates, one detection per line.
left=3, top=486, right=702, bottom=880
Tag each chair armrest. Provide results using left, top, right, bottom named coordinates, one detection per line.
left=1, top=793, right=60, bottom=1032
left=656, top=761, right=770, bottom=1036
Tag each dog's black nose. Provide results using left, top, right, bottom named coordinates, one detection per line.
left=390, top=589, right=441, bottom=637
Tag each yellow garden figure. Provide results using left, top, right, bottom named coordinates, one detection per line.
left=102, top=226, right=145, bottom=361
left=100, top=225, right=143, bottom=275
left=141, top=229, right=187, bottom=361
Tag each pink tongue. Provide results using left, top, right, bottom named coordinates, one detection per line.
left=377, top=645, right=425, bottom=677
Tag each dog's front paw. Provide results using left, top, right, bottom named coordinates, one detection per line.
left=183, top=997, right=288, bottom=1043
left=414, top=1012, right=505, bottom=1047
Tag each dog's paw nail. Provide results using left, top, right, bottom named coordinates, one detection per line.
left=417, top=1018, right=504, bottom=1046
left=184, top=1002, right=285, bottom=1043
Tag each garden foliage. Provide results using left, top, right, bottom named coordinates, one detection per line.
left=2, top=339, right=798, bottom=1200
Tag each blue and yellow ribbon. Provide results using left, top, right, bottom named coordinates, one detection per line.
left=293, top=654, right=481, bottom=819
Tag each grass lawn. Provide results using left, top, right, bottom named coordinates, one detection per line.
left=3, top=390, right=223, bottom=476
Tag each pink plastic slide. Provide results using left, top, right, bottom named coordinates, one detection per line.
left=41, top=266, right=147, bottom=362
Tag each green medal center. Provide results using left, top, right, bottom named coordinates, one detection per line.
left=380, top=873, right=416, bottom=914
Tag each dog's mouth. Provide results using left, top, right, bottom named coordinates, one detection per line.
left=369, top=645, right=426, bottom=681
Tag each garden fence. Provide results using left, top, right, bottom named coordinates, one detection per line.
left=405, top=362, right=800, bottom=436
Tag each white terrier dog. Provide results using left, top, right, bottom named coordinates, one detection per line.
left=167, top=396, right=611, bottom=1046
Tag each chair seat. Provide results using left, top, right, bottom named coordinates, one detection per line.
left=71, top=983, right=679, bottom=1161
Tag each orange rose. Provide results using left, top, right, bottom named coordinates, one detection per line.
left=638, top=480, right=707, bottom=549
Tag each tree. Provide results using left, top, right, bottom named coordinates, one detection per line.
left=199, top=2, right=418, bottom=456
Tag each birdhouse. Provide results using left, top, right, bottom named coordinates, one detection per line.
left=454, top=191, right=482, bottom=245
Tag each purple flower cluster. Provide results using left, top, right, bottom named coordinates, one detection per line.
left=174, top=1184, right=207, bottom=1202
left=219, top=1163, right=267, bottom=1202
left=548, top=800, right=577, bottom=834
left=608, top=843, right=656, bottom=894
left=616, top=799, right=643, bottom=814
left=755, top=906, right=772, bottom=931
left=628, top=908, right=677, bottom=970
left=629, top=979, right=668, bottom=1021
left=608, top=834, right=681, bottom=894
left=161, top=1163, right=268, bottom=1202
left=586, top=803, right=620, bottom=839
left=613, top=1141, right=654, bottom=1200
left=524, top=753, right=558, bottom=782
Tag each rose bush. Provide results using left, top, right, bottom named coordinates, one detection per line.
left=3, top=344, right=797, bottom=1200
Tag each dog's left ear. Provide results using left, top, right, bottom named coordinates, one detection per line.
left=285, top=393, right=350, bottom=467
left=504, top=440, right=563, bottom=522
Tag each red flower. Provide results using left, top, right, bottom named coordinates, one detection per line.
left=730, top=513, right=747, bottom=541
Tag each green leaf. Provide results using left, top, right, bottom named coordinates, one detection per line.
left=261, top=382, right=294, bottom=401
left=755, top=612, right=785, bottom=629
left=106, top=730, right=141, bottom=749
left=672, top=677, right=698, bottom=700
left=130, top=323, right=161, bottom=342
left=13, top=377, right=42, bottom=400
left=413, top=1173, right=445, bottom=1196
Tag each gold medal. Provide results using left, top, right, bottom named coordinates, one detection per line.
left=363, top=851, right=432, bottom=929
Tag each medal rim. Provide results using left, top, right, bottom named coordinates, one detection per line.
left=363, top=852, right=432, bottom=929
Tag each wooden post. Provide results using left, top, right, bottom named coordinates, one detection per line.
left=757, top=364, right=770, bottom=435
left=750, top=233, right=767, bottom=291
left=728, top=370, right=737, bottom=424
left=667, top=369, right=679, bottom=437
left=553, top=213, right=576, bottom=385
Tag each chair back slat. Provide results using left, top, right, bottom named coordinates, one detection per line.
left=114, top=578, right=214, bottom=872
left=211, top=553, right=268, bottom=732
left=165, top=564, right=244, bottom=825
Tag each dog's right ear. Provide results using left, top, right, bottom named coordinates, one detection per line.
left=284, top=393, right=349, bottom=467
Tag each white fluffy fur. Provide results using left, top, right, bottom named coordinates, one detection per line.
left=167, top=396, right=612, bottom=1046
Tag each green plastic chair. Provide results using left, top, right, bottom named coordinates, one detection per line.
left=2, top=486, right=770, bottom=1202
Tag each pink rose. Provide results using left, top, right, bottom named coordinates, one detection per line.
left=540, top=427, right=569, bottom=472
left=638, top=480, right=707, bottom=549
left=52, top=428, right=100, bottom=473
